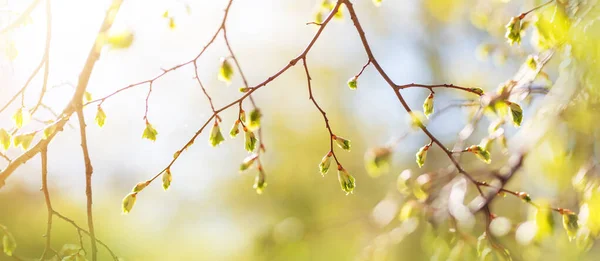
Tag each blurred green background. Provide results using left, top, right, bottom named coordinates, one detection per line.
left=2, top=0, right=600, bottom=260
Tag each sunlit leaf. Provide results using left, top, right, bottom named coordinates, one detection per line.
left=13, top=107, right=31, bottom=129
left=364, top=147, right=392, bottom=177
left=337, top=166, right=356, bottom=195
left=132, top=181, right=149, bottom=193
left=13, top=133, right=35, bottom=150
left=561, top=209, right=579, bottom=241
left=347, top=76, right=357, bottom=90
left=0, top=129, right=11, bottom=151
left=122, top=192, right=137, bottom=214
left=534, top=201, right=555, bottom=240
left=240, top=153, right=258, bottom=172
left=507, top=102, right=523, bottom=127
left=106, top=29, right=134, bottom=49
left=409, top=111, right=427, bottom=129
left=229, top=120, right=240, bottom=138
left=253, top=170, right=267, bottom=194
left=247, top=109, right=261, bottom=131
left=218, top=57, right=234, bottom=83
left=333, top=135, right=351, bottom=151
left=2, top=231, right=16, bottom=256
left=415, top=144, right=430, bottom=168
left=162, top=169, right=172, bottom=191
left=244, top=128, right=257, bottom=152
left=208, top=123, right=225, bottom=147
left=319, top=152, right=332, bottom=176
left=84, top=91, right=93, bottom=102
left=95, top=106, right=106, bottom=127
left=505, top=16, right=522, bottom=45
left=466, top=145, right=491, bottom=164
left=423, top=93, right=434, bottom=118
left=396, top=169, right=412, bottom=195
left=142, top=122, right=158, bottom=141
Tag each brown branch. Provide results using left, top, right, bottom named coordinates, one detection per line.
left=86, top=0, right=237, bottom=108
left=52, top=211, right=118, bottom=261
left=140, top=0, right=344, bottom=188
left=398, top=83, right=484, bottom=96
left=39, top=147, right=53, bottom=261
left=302, top=58, right=341, bottom=165
left=75, top=108, right=97, bottom=260
left=342, top=0, right=484, bottom=195
left=0, top=0, right=123, bottom=188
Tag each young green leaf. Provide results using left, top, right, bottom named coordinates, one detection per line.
left=409, top=111, right=427, bottom=129
left=2, top=231, right=16, bottom=256
left=84, top=91, right=93, bottom=102
left=423, top=93, right=434, bottom=118
left=561, top=210, right=579, bottom=241
left=470, top=87, right=485, bottom=95
left=218, top=57, right=234, bottom=83
left=142, top=121, right=158, bottom=141
left=364, top=147, right=392, bottom=177
left=505, top=16, right=522, bottom=45
left=208, top=123, right=225, bottom=147
left=229, top=120, right=240, bottom=138
left=466, top=145, right=491, bottom=164
left=122, top=192, right=137, bottom=214
left=247, top=109, right=261, bottom=131
left=337, top=166, right=356, bottom=195
left=107, top=30, right=135, bottom=49
left=132, top=181, right=149, bottom=193
left=253, top=170, right=267, bottom=195
left=95, top=106, right=106, bottom=127
left=12, top=107, right=30, bottom=128
left=244, top=128, right=258, bottom=152
left=347, top=76, right=358, bottom=90
left=415, top=144, right=430, bottom=168
left=319, top=152, right=333, bottom=176
left=333, top=135, right=351, bottom=151
left=43, top=124, right=57, bottom=139
left=372, top=0, right=383, bottom=6
left=240, top=153, right=258, bottom=172
left=162, top=169, right=172, bottom=191
left=13, top=133, right=35, bottom=150
left=0, top=129, right=11, bottom=150
left=507, top=102, right=523, bottom=127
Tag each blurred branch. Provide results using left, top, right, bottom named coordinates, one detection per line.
left=0, top=0, right=41, bottom=34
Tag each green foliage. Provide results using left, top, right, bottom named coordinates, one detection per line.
left=337, top=167, right=355, bottom=195
left=333, top=135, right=351, bottom=151
left=162, top=169, right=172, bottom=191
left=95, top=106, right=106, bottom=127
left=1, top=227, right=17, bottom=256
left=218, top=57, right=234, bottom=83
left=466, top=145, right=491, bottom=164
left=364, top=147, right=391, bottom=177
left=347, top=76, right=357, bottom=90
left=13, top=133, right=35, bottom=150
left=319, top=152, right=332, bottom=176
left=415, top=144, right=429, bottom=168
left=253, top=170, right=267, bottom=194
left=247, top=109, right=261, bottom=131
left=244, top=128, right=258, bottom=152
left=208, top=123, right=225, bottom=147
left=0, top=129, right=11, bottom=150
left=12, top=107, right=30, bottom=129
left=122, top=192, right=137, bottom=214
left=504, top=16, right=522, bottom=45
left=229, top=120, right=241, bottom=138
left=423, top=93, right=434, bottom=118
left=240, top=153, right=258, bottom=172
left=142, top=121, right=158, bottom=141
